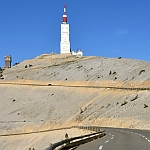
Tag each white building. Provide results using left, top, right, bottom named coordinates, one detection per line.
left=60, top=4, right=70, bottom=54
left=71, top=50, right=83, bottom=57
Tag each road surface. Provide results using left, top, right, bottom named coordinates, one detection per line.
left=76, top=127, right=150, bottom=150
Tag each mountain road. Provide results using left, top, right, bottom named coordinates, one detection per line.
left=76, top=127, right=150, bottom=150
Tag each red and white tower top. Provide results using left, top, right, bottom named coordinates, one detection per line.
left=62, top=4, right=67, bottom=23
left=60, top=4, right=70, bottom=54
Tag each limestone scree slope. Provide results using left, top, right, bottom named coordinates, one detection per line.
left=1, top=54, right=150, bottom=135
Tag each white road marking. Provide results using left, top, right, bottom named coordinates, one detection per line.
left=131, top=132, right=150, bottom=143
left=130, top=132, right=133, bottom=134
left=129, top=131, right=150, bottom=143
left=114, top=129, right=150, bottom=144
left=135, top=133, right=138, bottom=135
left=139, top=134, right=142, bottom=136
left=110, top=135, right=114, bottom=139
left=105, top=140, right=109, bottom=143
left=99, top=146, right=103, bottom=149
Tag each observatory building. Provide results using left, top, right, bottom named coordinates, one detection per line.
left=60, top=4, right=70, bottom=54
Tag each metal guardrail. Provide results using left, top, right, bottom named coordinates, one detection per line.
left=59, top=132, right=105, bottom=150
left=45, top=126, right=105, bottom=150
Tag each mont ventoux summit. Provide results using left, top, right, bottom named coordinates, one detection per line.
left=0, top=4, right=150, bottom=150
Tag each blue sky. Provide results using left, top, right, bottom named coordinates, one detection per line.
left=0, top=0, right=150, bottom=67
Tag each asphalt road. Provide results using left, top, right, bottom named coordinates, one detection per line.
left=76, top=127, right=150, bottom=150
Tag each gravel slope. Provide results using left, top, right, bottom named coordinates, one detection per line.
left=3, top=54, right=150, bottom=83
left=0, top=54, right=150, bottom=149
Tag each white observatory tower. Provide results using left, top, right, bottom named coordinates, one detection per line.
left=60, top=4, right=70, bottom=54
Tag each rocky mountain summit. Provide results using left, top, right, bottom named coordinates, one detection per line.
left=3, top=54, right=150, bottom=84
left=0, top=54, right=150, bottom=134
left=1, top=54, right=150, bottom=149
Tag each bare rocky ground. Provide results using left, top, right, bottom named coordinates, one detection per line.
left=0, top=128, right=92, bottom=150
left=0, top=54, right=150, bottom=149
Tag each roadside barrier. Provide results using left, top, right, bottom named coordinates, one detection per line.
left=45, top=126, right=105, bottom=150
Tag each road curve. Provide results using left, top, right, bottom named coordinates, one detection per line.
left=76, top=127, right=150, bottom=150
